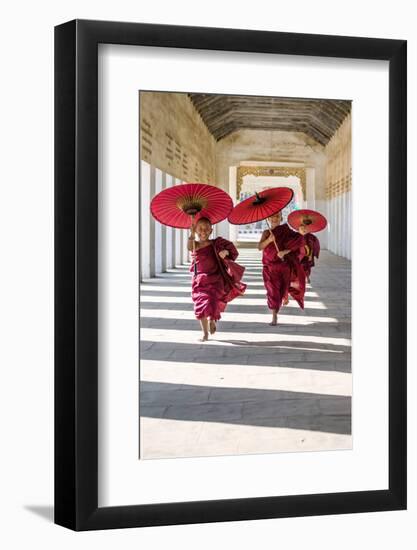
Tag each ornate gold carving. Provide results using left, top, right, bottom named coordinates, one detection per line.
left=236, top=166, right=306, bottom=200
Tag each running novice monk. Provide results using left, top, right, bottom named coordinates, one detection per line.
left=258, top=212, right=305, bottom=326
left=188, top=217, right=246, bottom=341
left=298, top=224, right=320, bottom=283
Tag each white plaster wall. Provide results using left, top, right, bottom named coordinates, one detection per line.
left=216, top=129, right=326, bottom=195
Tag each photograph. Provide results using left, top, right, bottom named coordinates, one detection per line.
left=139, top=91, right=352, bottom=459
left=0, top=0, right=410, bottom=541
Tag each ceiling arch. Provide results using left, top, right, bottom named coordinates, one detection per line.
left=188, top=94, right=351, bottom=145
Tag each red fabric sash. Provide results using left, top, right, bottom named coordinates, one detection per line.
left=212, top=238, right=247, bottom=301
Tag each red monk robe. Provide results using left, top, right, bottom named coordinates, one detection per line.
left=284, top=238, right=307, bottom=309
left=262, top=224, right=305, bottom=312
left=190, top=237, right=246, bottom=321
left=301, top=233, right=320, bottom=280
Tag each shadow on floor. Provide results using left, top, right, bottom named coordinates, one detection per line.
left=140, top=301, right=341, bottom=316
left=24, top=505, right=54, bottom=523
left=140, top=340, right=351, bottom=372
left=140, top=381, right=352, bottom=435
left=140, top=316, right=351, bottom=335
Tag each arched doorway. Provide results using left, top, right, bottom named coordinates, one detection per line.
left=235, top=168, right=305, bottom=243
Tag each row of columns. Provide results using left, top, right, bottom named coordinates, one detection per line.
left=324, top=114, right=351, bottom=260
left=326, top=191, right=352, bottom=260
left=140, top=161, right=189, bottom=280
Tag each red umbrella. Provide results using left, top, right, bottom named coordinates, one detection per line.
left=150, top=182, right=233, bottom=229
left=228, top=187, right=294, bottom=255
left=228, top=187, right=294, bottom=225
left=150, top=182, right=233, bottom=274
left=288, top=209, right=327, bottom=233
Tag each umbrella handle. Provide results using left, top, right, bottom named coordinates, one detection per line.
left=191, top=216, right=197, bottom=275
left=266, top=219, right=280, bottom=256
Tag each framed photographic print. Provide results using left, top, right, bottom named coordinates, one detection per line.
left=55, top=20, right=406, bottom=530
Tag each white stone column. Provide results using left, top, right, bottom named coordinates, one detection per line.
left=216, top=219, right=228, bottom=239
left=160, top=172, right=167, bottom=272
left=306, top=167, right=316, bottom=210
left=334, top=197, right=338, bottom=254
left=140, top=160, right=151, bottom=280
left=342, top=192, right=347, bottom=258
left=339, top=193, right=344, bottom=257
left=154, top=169, right=163, bottom=274
left=174, top=178, right=183, bottom=267
left=165, top=174, right=174, bottom=269
left=229, top=166, right=238, bottom=243
left=338, top=194, right=343, bottom=256
left=326, top=198, right=331, bottom=252
left=346, top=191, right=352, bottom=260
left=328, top=197, right=334, bottom=253
left=316, top=199, right=328, bottom=250
left=215, top=181, right=229, bottom=240
left=149, top=166, right=156, bottom=277
left=182, top=226, right=189, bottom=264
left=324, top=191, right=351, bottom=259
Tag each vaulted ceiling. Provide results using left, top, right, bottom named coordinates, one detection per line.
left=188, top=94, right=351, bottom=145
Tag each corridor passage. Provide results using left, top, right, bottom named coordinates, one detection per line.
left=140, top=249, right=352, bottom=459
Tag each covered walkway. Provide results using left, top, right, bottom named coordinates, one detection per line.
left=140, top=249, right=351, bottom=459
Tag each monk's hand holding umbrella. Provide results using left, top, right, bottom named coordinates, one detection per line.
left=262, top=230, right=290, bottom=259
left=277, top=248, right=291, bottom=259
left=188, top=220, right=197, bottom=266
left=218, top=249, right=229, bottom=260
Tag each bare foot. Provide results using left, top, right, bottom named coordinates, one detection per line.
left=282, top=297, right=289, bottom=306
left=198, top=333, right=209, bottom=342
left=209, top=320, right=217, bottom=334
left=269, top=314, right=278, bottom=326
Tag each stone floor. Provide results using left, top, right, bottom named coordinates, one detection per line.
left=140, top=249, right=352, bottom=459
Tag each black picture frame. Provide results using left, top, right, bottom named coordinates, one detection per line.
left=55, top=19, right=407, bottom=531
